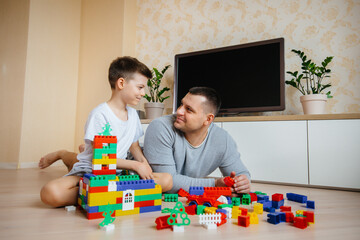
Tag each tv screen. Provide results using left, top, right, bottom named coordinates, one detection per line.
left=173, top=38, right=285, bottom=115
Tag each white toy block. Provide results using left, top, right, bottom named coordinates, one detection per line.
left=109, top=164, right=116, bottom=170
left=204, top=223, right=217, bottom=230
left=217, top=195, right=228, bottom=204
left=223, top=207, right=232, bottom=219
left=108, top=181, right=117, bottom=192
left=99, top=223, right=115, bottom=231
left=78, top=179, right=83, bottom=195
left=65, top=205, right=76, bottom=211
left=92, top=164, right=102, bottom=170
left=173, top=225, right=184, bottom=232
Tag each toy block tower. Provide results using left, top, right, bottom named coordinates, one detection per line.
left=78, top=123, right=162, bottom=220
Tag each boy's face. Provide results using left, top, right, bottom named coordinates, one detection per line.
left=174, top=93, right=209, bottom=133
left=121, top=72, right=147, bottom=106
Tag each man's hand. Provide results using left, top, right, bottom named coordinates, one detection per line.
left=230, top=171, right=251, bottom=194
left=134, top=161, right=154, bottom=180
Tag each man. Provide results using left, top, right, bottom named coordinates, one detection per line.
left=144, top=87, right=251, bottom=194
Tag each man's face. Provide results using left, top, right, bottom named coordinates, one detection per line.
left=174, top=93, right=209, bottom=133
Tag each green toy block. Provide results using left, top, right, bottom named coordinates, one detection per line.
left=242, top=194, right=251, bottom=205
left=254, top=191, right=267, bottom=195
left=118, top=174, right=140, bottom=181
left=135, top=193, right=162, bottom=202
left=197, top=205, right=206, bottom=215
left=164, top=194, right=178, bottom=202
left=218, top=204, right=233, bottom=209
left=232, top=197, right=241, bottom=206
left=93, top=148, right=116, bottom=159
left=98, top=203, right=123, bottom=212
left=88, top=175, right=116, bottom=187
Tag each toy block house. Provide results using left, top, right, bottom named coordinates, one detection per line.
left=78, top=124, right=162, bottom=220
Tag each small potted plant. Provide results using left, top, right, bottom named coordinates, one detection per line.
left=286, top=49, right=334, bottom=114
left=144, top=65, right=171, bottom=119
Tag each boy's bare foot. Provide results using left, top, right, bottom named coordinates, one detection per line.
left=39, top=150, right=66, bottom=169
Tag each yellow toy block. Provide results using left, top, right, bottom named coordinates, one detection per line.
left=154, top=199, right=162, bottom=206
left=115, top=208, right=140, bottom=216
left=296, top=210, right=304, bottom=215
left=135, top=186, right=161, bottom=196
left=253, top=203, right=263, bottom=214
left=204, top=207, right=217, bottom=214
left=249, top=212, right=259, bottom=224
left=88, top=191, right=122, bottom=206
left=92, top=158, right=117, bottom=165
left=232, top=206, right=240, bottom=219
left=82, top=188, right=86, bottom=197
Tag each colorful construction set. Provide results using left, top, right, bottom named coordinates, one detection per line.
left=77, top=127, right=162, bottom=220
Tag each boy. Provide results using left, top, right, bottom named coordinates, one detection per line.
left=40, top=57, right=172, bottom=207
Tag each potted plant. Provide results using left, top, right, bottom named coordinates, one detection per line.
left=286, top=49, right=334, bottom=114
left=144, top=65, right=171, bottom=119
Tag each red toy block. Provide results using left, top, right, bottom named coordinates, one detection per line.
left=224, top=176, right=235, bottom=187
left=203, top=187, right=232, bottom=197
left=185, top=205, right=197, bottom=215
left=283, top=211, right=294, bottom=222
left=272, top=193, right=284, bottom=202
left=239, top=207, right=248, bottom=216
left=155, top=215, right=173, bottom=230
left=135, top=200, right=154, bottom=208
left=294, top=217, right=307, bottom=229
left=108, top=154, right=116, bottom=159
left=93, top=135, right=117, bottom=144
left=178, top=188, right=190, bottom=197
left=280, top=206, right=291, bottom=212
left=92, top=169, right=116, bottom=175
left=249, top=192, right=257, bottom=202
left=217, top=212, right=227, bottom=226
left=87, top=211, right=115, bottom=220
left=88, top=186, right=108, bottom=193
left=116, top=197, right=122, bottom=204
left=304, top=211, right=315, bottom=223
left=238, top=215, right=250, bottom=227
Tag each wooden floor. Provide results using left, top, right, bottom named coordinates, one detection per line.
left=1, top=166, right=360, bottom=240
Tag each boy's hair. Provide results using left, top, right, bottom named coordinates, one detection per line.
left=108, top=56, right=152, bottom=89
left=188, top=87, right=221, bottom=116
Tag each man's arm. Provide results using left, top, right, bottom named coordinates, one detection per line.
left=144, top=117, right=215, bottom=193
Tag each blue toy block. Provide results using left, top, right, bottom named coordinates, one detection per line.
left=278, top=212, right=286, bottom=222
left=272, top=199, right=284, bottom=209
left=87, top=205, right=99, bottom=213
left=189, top=186, right=204, bottom=195
left=117, top=179, right=155, bottom=191
left=267, top=213, right=280, bottom=224
left=287, top=193, right=307, bottom=203
left=216, top=209, right=227, bottom=215
left=257, top=195, right=269, bottom=201
left=226, top=196, right=232, bottom=204
left=306, top=200, right=315, bottom=209
left=264, top=207, right=276, bottom=213
left=262, top=200, right=272, bottom=209
left=139, top=205, right=161, bottom=213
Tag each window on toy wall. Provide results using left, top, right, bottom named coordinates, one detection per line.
left=122, top=190, right=135, bottom=211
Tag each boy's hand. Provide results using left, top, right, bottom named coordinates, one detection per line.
left=134, top=161, right=154, bottom=180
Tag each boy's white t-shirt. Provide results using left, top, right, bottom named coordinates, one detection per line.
left=67, top=102, right=143, bottom=176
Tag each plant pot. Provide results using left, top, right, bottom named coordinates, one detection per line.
left=300, top=94, right=328, bottom=114
left=144, top=102, right=165, bottom=119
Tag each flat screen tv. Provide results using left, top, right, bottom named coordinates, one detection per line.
left=173, top=38, right=285, bottom=115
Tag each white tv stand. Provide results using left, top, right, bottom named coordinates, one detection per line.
left=141, top=113, right=360, bottom=190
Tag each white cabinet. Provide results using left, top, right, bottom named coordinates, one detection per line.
left=223, top=121, right=308, bottom=184
left=308, top=119, right=360, bottom=189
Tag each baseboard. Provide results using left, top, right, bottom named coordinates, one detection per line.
left=0, top=161, right=64, bottom=169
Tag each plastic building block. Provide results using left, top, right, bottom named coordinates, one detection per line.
left=232, top=197, right=241, bottom=206
left=264, top=207, right=276, bottom=213
left=304, top=211, right=315, bottom=223
left=249, top=192, right=257, bottom=202
left=173, top=225, right=184, bottom=232
left=253, top=203, right=263, bottom=214
left=239, top=207, right=248, bottom=216
left=278, top=212, right=286, bottom=222
left=167, top=202, right=191, bottom=226
left=65, top=205, right=76, bottom=211
left=185, top=205, right=197, bottom=215
left=241, top=194, right=251, bottom=205
left=249, top=212, right=259, bottom=224
left=203, top=187, right=232, bottom=197
left=204, top=207, right=217, bottom=214
left=238, top=215, right=250, bottom=227
left=99, top=223, right=114, bottom=231
left=118, top=174, right=140, bottom=181
left=286, top=193, right=308, bottom=203
left=272, top=199, right=284, bottom=209
left=306, top=200, right=315, bottom=209
left=189, top=186, right=204, bottom=195
left=223, top=176, right=235, bottom=187
left=155, top=215, right=173, bottom=230
left=199, top=213, right=222, bottom=229
left=272, top=193, right=284, bottom=202
left=139, top=205, right=161, bottom=213
left=217, top=195, right=229, bottom=204
left=164, top=194, right=178, bottom=202
left=177, top=188, right=190, bottom=197
left=280, top=206, right=291, bottom=212
left=294, top=216, right=308, bottom=229
left=197, top=205, right=206, bottom=215
left=283, top=211, right=294, bottom=222
left=267, top=212, right=281, bottom=224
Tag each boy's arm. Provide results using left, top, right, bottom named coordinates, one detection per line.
left=115, top=141, right=153, bottom=180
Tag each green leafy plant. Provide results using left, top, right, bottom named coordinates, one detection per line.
left=286, top=49, right=334, bottom=98
left=144, top=65, right=171, bottom=103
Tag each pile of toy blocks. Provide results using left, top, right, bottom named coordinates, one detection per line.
left=78, top=135, right=162, bottom=220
